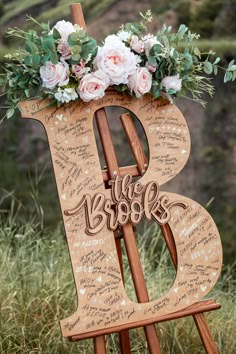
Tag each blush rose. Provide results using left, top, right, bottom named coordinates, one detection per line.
left=40, top=60, right=69, bottom=89
left=77, top=70, right=110, bottom=102
left=57, top=39, right=71, bottom=60
left=130, top=35, right=144, bottom=54
left=93, top=35, right=137, bottom=85
left=72, top=61, right=90, bottom=79
left=128, top=67, right=152, bottom=98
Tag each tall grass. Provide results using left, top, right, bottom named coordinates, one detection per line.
left=0, top=193, right=235, bottom=353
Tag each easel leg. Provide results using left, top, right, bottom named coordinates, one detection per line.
left=96, top=110, right=162, bottom=354
left=122, top=224, right=162, bottom=354
left=194, top=314, right=218, bottom=354
left=94, top=336, right=106, bottom=354
left=115, top=236, right=132, bottom=354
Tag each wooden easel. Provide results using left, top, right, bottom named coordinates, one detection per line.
left=68, top=4, right=221, bottom=353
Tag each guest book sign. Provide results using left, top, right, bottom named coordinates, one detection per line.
left=19, top=90, right=222, bottom=338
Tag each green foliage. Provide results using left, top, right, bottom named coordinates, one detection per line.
left=174, top=0, right=191, bottom=28
left=0, top=16, right=97, bottom=119
left=0, top=10, right=236, bottom=120
left=190, top=0, right=224, bottom=38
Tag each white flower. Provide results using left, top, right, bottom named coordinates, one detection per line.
left=72, top=60, right=90, bottom=79
left=57, top=39, right=71, bottom=59
left=130, top=35, right=144, bottom=54
left=128, top=67, right=152, bottom=98
left=40, top=60, right=69, bottom=89
left=77, top=70, right=110, bottom=102
left=54, top=88, right=78, bottom=103
left=161, top=74, right=182, bottom=92
left=143, top=34, right=163, bottom=56
left=51, top=20, right=74, bottom=40
left=117, top=30, right=132, bottom=42
left=93, top=35, right=137, bottom=85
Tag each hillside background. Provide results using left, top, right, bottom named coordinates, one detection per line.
left=0, top=0, right=236, bottom=265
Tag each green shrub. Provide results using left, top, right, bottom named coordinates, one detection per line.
left=190, top=0, right=224, bottom=38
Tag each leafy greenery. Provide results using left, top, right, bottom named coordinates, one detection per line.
left=0, top=16, right=97, bottom=119
left=190, top=0, right=224, bottom=38
left=0, top=196, right=236, bottom=353
left=1, top=11, right=235, bottom=121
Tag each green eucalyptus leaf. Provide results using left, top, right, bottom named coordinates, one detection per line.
left=32, top=53, right=41, bottom=67
left=213, top=57, right=220, bottom=65
left=7, top=108, right=15, bottom=119
left=148, top=56, right=157, bottom=66
left=228, top=59, right=235, bottom=68
left=42, top=37, right=55, bottom=51
left=71, top=45, right=82, bottom=54
left=49, top=51, right=58, bottom=64
left=152, top=44, right=162, bottom=54
left=41, top=23, right=50, bottom=31
left=71, top=53, right=81, bottom=62
left=78, top=29, right=87, bottom=39
left=80, top=38, right=97, bottom=60
left=178, top=24, right=188, bottom=35
left=228, top=65, right=236, bottom=72
left=213, top=65, right=218, bottom=75
left=224, top=71, right=231, bottom=83
left=24, top=89, right=30, bottom=98
left=193, top=47, right=201, bottom=58
left=42, top=53, right=50, bottom=63
left=68, top=32, right=79, bottom=45
left=25, top=41, right=38, bottom=54
left=24, top=56, right=32, bottom=66
left=53, top=28, right=61, bottom=40
left=204, top=61, right=213, bottom=75
left=167, top=88, right=176, bottom=95
left=153, top=89, right=160, bottom=98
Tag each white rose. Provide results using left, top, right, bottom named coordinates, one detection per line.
left=40, top=60, right=69, bottom=89
left=52, top=20, right=74, bottom=40
left=128, top=67, right=152, bottom=98
left=77, top=70, right=110, bottom=102
left=117, top=30, right=132, bottom=42
left=130, top=35, right=144, bottom=54
left=161, top=75, right=182, bottom=92
left=54, top=88, right=78, bottom=103
left=143, top=34, right=163, bottom=56
left=93, top=35, right=137, bottom=85
left=57, top=39, right=71, bottom=59
left=72, top=60, right=90, bottom=79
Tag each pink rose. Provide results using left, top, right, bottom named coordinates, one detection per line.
left=128, top=67, right=152, bottom=98
left=40, top=60, right=69, bottom=89
left=145, top=61, right=158, bottom=73
left=93, top=35, right=137, bottom=85
left=57, top=39, right=71, bottom=59
left=77, top=70, right=110, bottom=102
left=130, top=35, right=144, bottom=54
left=72, top=60, right=90, bottom=79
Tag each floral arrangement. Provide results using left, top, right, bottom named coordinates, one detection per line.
left=0, top=11, right=236, bottom=119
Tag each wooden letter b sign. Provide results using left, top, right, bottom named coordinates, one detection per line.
left=20, top=91, right=222, bottom=338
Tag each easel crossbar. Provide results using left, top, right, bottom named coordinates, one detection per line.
left=69, top=299, right=221, bottom=341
